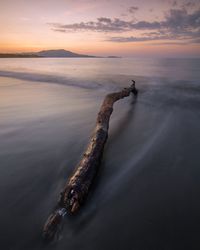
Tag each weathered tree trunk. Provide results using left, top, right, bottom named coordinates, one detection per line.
left=43, top=81, right=138, bottom=240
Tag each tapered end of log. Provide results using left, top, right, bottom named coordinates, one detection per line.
left=42, top=208, right=67, bottom=240
left=131, top=80, right=138, bottom=95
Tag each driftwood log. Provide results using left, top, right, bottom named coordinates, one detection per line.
left=43, top=81, right=138, bottom=240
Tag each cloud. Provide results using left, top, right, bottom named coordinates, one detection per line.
left=108, top=30, right=200, bottom=43
left=131, top=21, right=161, bottom=29
left=164, top=8, right=200, bottom=30
left=184, top=0, right=198, bottom=8
left=170, top=0, right=198, bottom=9
left=49, top=18, right=132, bottom=32
left=49, top=7, right=200, bottom=43
left=97, top=17, right=112, bottom=23
left=128, top=6, right=139, bottom=14
left=172, top=1, right=177, bottom=7
left=49, top=18, right=162, bottom=32
left=107, top=31, right=175, bottom=43
left=53, top=28, right=67, bottom=33
left=106, top=36, right=169, bottom=43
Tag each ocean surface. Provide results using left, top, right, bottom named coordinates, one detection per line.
left=0, top=58, right=200, bottom=250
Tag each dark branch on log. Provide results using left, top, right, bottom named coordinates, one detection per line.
left=43, top=81, right=138, bottom=240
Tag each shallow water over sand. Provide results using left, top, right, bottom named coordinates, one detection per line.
left=0, top=58, right=200, bottom=250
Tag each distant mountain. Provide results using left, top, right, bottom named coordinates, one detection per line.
left=36, top=49, right=98, bottom=58
left=0, top=49, right=120, bottom=58
left=0, top=49, right=98, bottom=58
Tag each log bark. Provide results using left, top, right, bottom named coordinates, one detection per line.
left=43, top=81, right=138, bottom=240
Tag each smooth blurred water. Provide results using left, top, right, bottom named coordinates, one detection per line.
left=0, top=58, right=200, bottom=250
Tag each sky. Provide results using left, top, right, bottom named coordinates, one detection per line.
left=0, top=0, right=200, bottom=57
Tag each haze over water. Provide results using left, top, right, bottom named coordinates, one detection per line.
left=0, top=57, right=200, bottom=250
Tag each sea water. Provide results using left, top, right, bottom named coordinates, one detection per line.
left=0, top=58, right=200, bottom=250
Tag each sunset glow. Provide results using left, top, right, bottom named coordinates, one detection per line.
left=1, top=0, right=200, bottom=57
